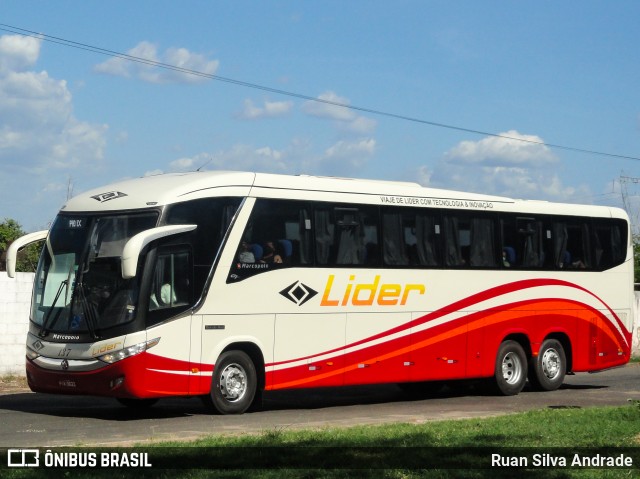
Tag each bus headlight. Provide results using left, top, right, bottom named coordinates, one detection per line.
left=26, top=346, right=40, bottom=360
left=98, top=337, right=160, bottom=364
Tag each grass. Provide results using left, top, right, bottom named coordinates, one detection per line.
left=4, top=404, right=640, bottom=479
left=0, top=374, right=28, bottom=392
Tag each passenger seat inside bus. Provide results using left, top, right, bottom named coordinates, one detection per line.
left=278, top=239, right=293, bottom=264
left=250, top=243, right=263, bottom=262
left=503, top=246, right=516, bottom=267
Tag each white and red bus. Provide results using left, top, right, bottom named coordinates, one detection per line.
left=6, top=171, right=634, bottom=414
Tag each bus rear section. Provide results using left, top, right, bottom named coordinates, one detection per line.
left=197, top=190, right=632, bottom=413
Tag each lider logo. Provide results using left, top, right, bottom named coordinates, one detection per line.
left=279, top=281, right=318, bottom=306
left=321, top=274, right=425, bottom=306
left=281, top=275, right=426, bottom=307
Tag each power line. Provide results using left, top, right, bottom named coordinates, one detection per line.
left=2, top=22, right=639, bottom=162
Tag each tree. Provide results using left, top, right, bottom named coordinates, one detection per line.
left=634, top=234, right=640, bottom=285
left=0, top=218, right=42, bottom=273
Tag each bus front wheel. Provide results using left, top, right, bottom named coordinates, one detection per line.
left=209, top=350, right=257, bottom=414
left=528, top=339, right=566, bottom=391
left=493, top=340, right=527, bottom=396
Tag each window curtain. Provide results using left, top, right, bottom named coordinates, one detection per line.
left=416, top=215, right=439, bottom=266
left=383, top=213, right=408, bottom=265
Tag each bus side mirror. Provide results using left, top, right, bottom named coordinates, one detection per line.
left=6, top=230, right=49, bottom=278
left=121, top=224, right=197, bottom=279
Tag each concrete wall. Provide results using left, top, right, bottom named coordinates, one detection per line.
left=0, top=273, right=34, bottom=376
left=0, top=275, right=639, bottom=377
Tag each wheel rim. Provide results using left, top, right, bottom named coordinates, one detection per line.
left=541, top=348, right=561, bottom=380
left=501, top=352, right=523, bottom=385
left=219, top=363, right=247, bottom=402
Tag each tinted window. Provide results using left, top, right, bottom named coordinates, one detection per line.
left=166, top=197, right=241, bottom=297
left=230, top=199, right=311, bottom=281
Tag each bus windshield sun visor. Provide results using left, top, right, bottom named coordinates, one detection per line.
left=6, top=230, right=49, bottom=278
left=121, top=224, right=197, bottom=279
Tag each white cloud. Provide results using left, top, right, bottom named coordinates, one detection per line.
left=423, top=132, right=589, bottom=202
left=444, top=130, right=557, bottom=167
left=162, top=136, right=376, bottom=179
left=321, top=138, right=376, bottom=174
left=0, top=35, right=107, bottom=173
left=94, top=41, right=219, bottom=84
left=0, top=34, right=108, bottom=229
left=347, top=116, right=378, bottom=134
left=429, top=162, right=589, bottom=202
left=188, top=145, right=290, bottom=173
left=302, top=91, right=377, bottom=134
left=302, top=91, right=354, bottom=121
left=0, top=34, right=40, bottom=73
left=255, top=146, right=283, bottom=161
left=325, top=138, right=375, bottom=161
left=238, top=99, right=293, bottom=120
left=414, top=166, right=433, bottom=186
left=169, top=157, right=197, bottom=170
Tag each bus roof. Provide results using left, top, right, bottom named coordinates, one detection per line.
left=61, top=170, right=628, bottom=220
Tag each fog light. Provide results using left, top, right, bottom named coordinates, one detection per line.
left=110, top=376, right=125, bottom=390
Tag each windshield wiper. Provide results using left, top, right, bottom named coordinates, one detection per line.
left=75, top=282, right=99, bottom=339
left=39, top=279, right=68, bottom=337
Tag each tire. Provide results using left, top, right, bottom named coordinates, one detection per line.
left=209, top=350, right=257, bottom=415
left=493, top=340, right=527, bottom=396
left=528, top=339, right=566, bottom=391
left=116, top=398, right=158, bottom=409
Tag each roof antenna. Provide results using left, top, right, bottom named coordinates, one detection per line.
left=196, top=157, right=214, bottom=172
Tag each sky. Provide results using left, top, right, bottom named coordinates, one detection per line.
left=1, top=1, right=640, bottom=232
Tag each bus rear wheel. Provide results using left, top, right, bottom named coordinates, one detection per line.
left=528, top=339, right=566, bottom=391
left=493, top=340, right=527, bottom=396
left=209, top=350, right=257, bottom=415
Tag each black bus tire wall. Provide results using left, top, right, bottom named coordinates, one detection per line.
left=493, top=340, right=528, bottom=396
left=528, top=338, right=567, bottom=391
left=209, top=350, right=257, bottom=414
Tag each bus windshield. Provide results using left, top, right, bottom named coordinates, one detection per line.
left=32, top=212, right=159, bottom=337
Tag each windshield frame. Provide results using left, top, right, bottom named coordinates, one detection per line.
left=30, top=209, right=161, bottom=342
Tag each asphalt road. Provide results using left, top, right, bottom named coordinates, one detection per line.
left=1, top=364, right=639, bottom=447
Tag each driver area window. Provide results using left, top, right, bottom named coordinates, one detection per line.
left=147, top=247, right=192, bottom=322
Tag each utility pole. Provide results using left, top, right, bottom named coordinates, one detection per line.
left=620, top=173, right=640, bottom=236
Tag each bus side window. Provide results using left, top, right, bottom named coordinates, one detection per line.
left=148, top=248, right=192, bottom=312
left=443, top=216, right=464, bottom=267
left=382, top=211, right=409, bottom=266
left=550, top=220, right=591, bottom=270
left=165, top=197, right=241, bottom=303
left=469, top=216, right=497, bottom=268
left=315, top=208, right=334, bottom=266
left=501, top=216, right=519, bottom=268
left=517, top=218, right=544, bottom=268
left=230, top=199, right=311, bottom=281
left=382, top=209, right=441, bottom=267
left=593, top=221, right=626, bottom=270
left=331, top=206, right=379, bottom=267
left=567, top=221, right=591, bottom=269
